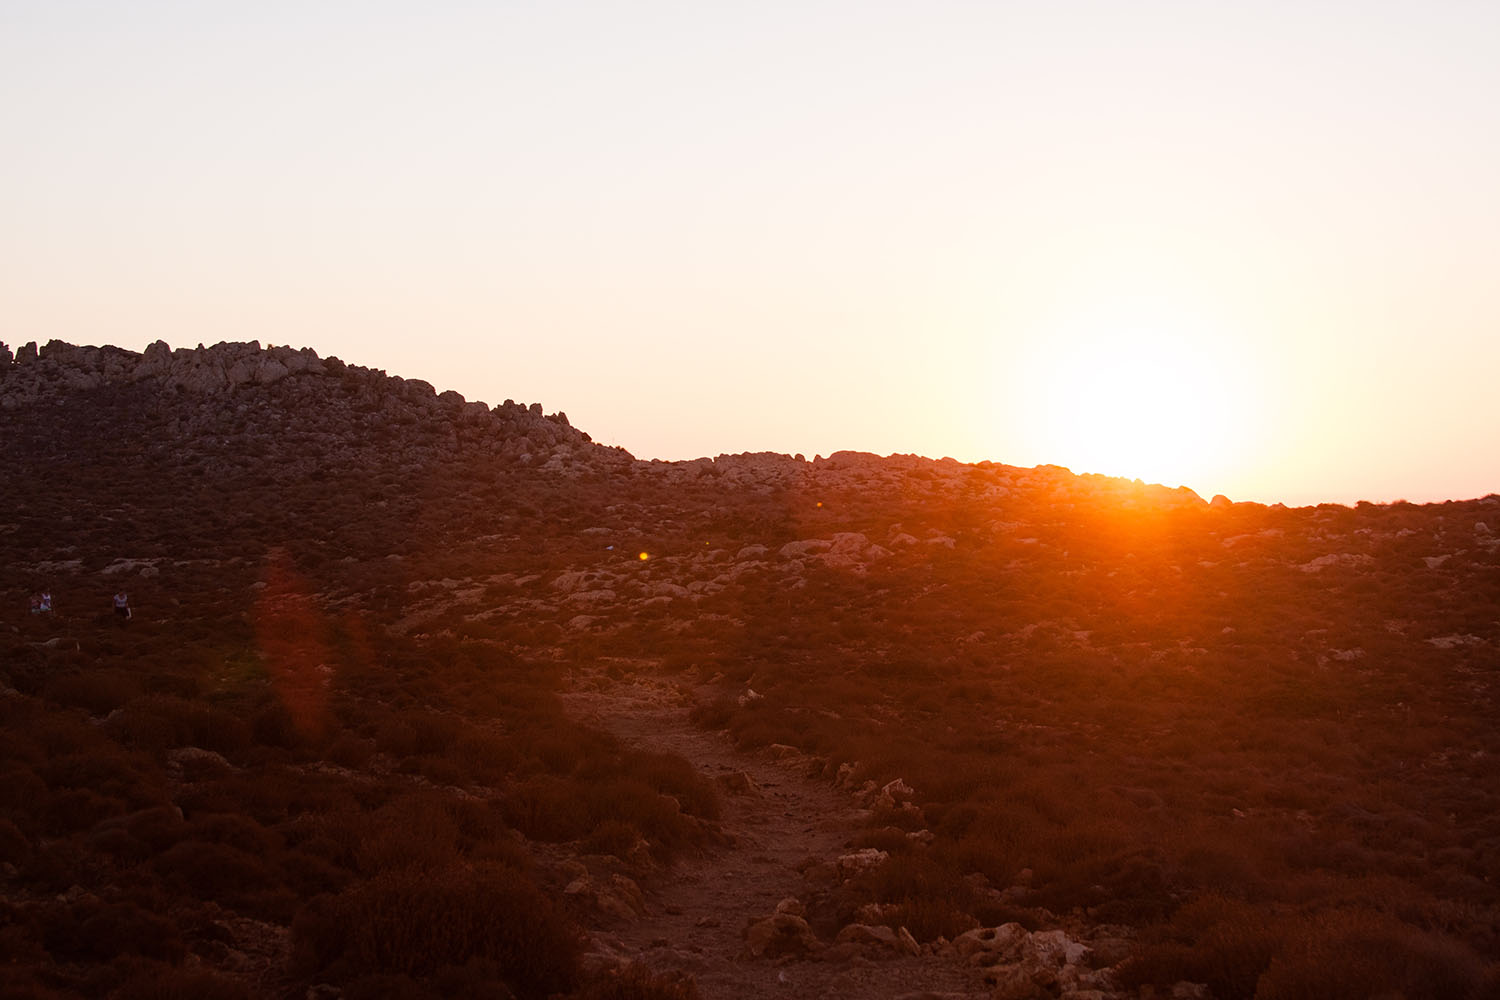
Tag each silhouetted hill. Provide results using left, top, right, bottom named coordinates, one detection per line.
left=3, top=339, right=1498, bottom=1000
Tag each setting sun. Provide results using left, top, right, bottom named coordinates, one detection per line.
left=1007, top=300, right=1260, bottom=491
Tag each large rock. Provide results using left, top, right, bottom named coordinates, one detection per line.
left=954, top=923, right=1028, bottom=963
left=834, top=923, right=922, bottom=958
left=744, top=912, right=821, bottom=958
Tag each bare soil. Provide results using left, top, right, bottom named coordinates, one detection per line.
left=562, top=666, right=989, bottom=1000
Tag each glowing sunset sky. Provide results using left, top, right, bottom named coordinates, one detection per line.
left=4, top=2, right=1497, bottom=507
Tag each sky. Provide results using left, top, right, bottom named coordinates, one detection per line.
left=3, top=1, right=1498, bottom=507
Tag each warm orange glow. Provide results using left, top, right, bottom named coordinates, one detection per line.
left=253, top=548, right=331, bottom=740
left=1008, top=300, right=1260, bottom=491
left=638, top=551, right=649, bottom=561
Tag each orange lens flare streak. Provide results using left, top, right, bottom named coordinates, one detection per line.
left=253, top=548, right=332, bottom=740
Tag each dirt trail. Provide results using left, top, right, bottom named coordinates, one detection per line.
left=562, top=669, right=988, bottom=1000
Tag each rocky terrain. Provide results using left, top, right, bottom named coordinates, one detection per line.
left=3, top=339, right=1499, bottom=1000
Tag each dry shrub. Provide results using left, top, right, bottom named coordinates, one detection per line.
left=0, top=761, right=48, bottom=819
left=38, top=899, right=185, bottom=964
left=152, top=839, right=279, bottom=902
left=43, top=788, right=124, bottom=834
left=879, top=898, right=980, bottom=943
left=109, top=964, right=251, bottom=1000
left=250, top=700, right=299, bottom=749
left=1254, top=909, right=1491, bottom=1000
left=104, top=695, right=250, bottom=757
left=326, top=733, right=376, bottom=768
left=622, top=751, right=720, bottom=822
left=582, top=820, right=641, bottom=858
left=503, top=776, right=590, bottom=842
left=851, top=826, right=919, bottom=855
left=1118, top=895, right=1287, bottom=1000
left=41, top=669, right=141, bottom=715
left=292, top=863, right=581, bottom=999
left=0, top=818, right=30, bottom=864
left=860, top=853, right=972, bottom=911
left=0, top=970, right=76, bottom=1000
left=279, top=846, right=354, bottom=897
left=356, top=793, right=462, bottom=874
left=375, top=710, right=461, bottom=758
left=572, top=963, right=701, bottom=1000
left=187, top=812, right=281, bottom=855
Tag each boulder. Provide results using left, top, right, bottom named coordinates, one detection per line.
left=743, top=912, right=821, bottom=958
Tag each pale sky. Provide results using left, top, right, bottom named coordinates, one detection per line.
left=4, top=1, right=1498, bottom=506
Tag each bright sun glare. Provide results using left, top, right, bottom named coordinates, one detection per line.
left=1012, top=302, right=1257, bottom=491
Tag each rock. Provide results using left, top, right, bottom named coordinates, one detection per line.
left=1171, top=983, right=1210, bottom=1000
left=563, top=874, right=647, bottom=922
left=954, top=923, right=1028, bottom=963
left=854, top=902, right=899, bottom=924
left=779, top=538, right=833, bottom=558
left=986, top=963, right=1052, bottom=1000
left=836, top=847, right=888, bottom=881
left=799, top=859, right=840, bottom=888
left=1086, top=935, right=1132, bottom=967
left=1023, top=928, right=1089, bottom=968
left=831, top=922, right=924, bottom=959
left=716, top=771, right=761, bottom=795
left=744, top=912, right=821, bottom=958
left=1298, top=552, right=1375, bottom=573
left=774, top=897, right=806, bottom=917
left=1209, top=494, right=1232, bottom=509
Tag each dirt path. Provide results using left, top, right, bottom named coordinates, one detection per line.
left=561, top=668, right=989, bottom=1000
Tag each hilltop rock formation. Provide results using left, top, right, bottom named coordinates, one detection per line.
left=0, top=338, right=626, bottom=481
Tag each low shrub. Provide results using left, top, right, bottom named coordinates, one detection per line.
left=292, top=863, right=581, bottom=999
left=109, top=964, right=252, bottom=1000
left=38, top=899, right=185, bottom=964
left=41, top=669, right=141, bottom=715
left=572, top=963, right=701, bottom=1000
left=0, top=818, right=31, bottom=864
left=152, top=840, right=279, bottom=903
left=878, top=898, right=979, bottom=942
left=42, top=788, right=124, bottom=834
left=1255, top=909, right=1491, bottom=1000
left=104, top=696, right=250, bottom=757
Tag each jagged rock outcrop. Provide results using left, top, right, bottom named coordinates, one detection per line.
left=0, top=339, right=630, bottom=481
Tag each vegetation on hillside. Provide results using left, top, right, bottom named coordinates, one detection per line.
left=3, top=345, right=1498, bottom=998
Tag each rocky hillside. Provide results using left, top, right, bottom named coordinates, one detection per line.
left=3, top=339, right=1499, bottom=1000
